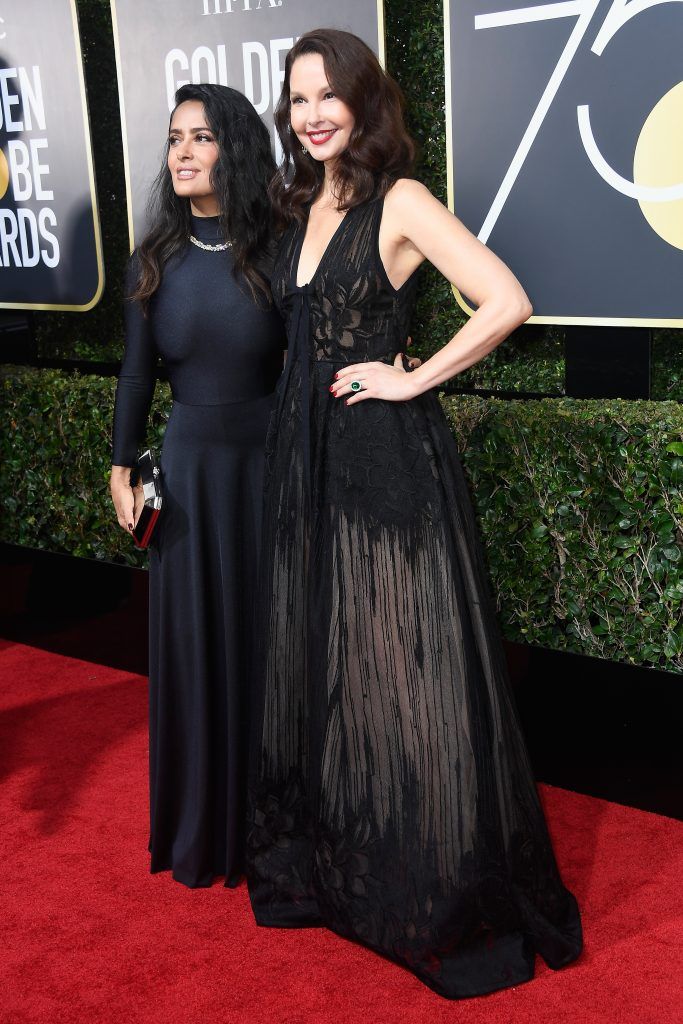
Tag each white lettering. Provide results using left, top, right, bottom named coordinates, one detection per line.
left=217, top=44, right=229, bottom=85
left=269, top=37, right=292, bottom=107
left=472, top=0, right=681, bottom=239
left=591, top=0, right=674, bottom=56
left=0, top=209, right=21, bottom=266
left=165, top=48, right=190, bottom=111
left=0, top=68, right=22, bottom=132
left=474, top=3, right=582, bottom=29
left=18, top=67, right=46, bottom=132
left=0, top=67, right=46, bottom=132
left=191, top=45, right=217, bottom=84
left=7, top=140, right=31, bottom=200
left=243, top=41, right=269, bottom=114
left=0, top=208, right=61, bottom=268
left=17, top=208, right=40, bottom=267
left=39, top=208, right=60, bottom=267
left=202, top=0, right=281, bottom=15
left=7, top=139, right=53, bottom=201
left=474, top=0, right=601, bottom=242
left=166, top=45, right=229, bottom=109
left=577, top=104, right=683, bottom=201
left=31, top=139, right=53, bottom=200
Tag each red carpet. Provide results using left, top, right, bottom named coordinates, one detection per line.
left=1, top=639, right=681, bottom=1024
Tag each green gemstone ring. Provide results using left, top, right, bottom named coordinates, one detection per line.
left=350, top=380, right=363, bottom=392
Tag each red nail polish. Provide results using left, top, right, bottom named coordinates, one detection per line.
left=334, top=373, right=339, bottom=380
left=345, top=399, right=349, bottom=406
left=329, top=385, right=334, bottom=393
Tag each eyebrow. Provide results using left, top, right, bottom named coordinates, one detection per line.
left=168, top=126, right=213, bottom=135
left=289, top=86, right=332, bottom=99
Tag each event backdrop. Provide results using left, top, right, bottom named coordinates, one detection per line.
left=445, top=0, right=683, bottom=326
left=0, top=0, right=103, bottom=311
left=111, top=0, right=385, bottom=247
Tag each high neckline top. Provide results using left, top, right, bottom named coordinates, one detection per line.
left=190, top=213, right=224, bottom=244
left=111, top=219, right=285, bottom=467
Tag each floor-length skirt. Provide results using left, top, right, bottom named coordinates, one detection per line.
left=148, top=394, right=273, bottom=888
left=247, top=371, right=582, bottom=997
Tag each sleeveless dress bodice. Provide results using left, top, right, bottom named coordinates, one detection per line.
left=273, top=197, right=418, bottom=366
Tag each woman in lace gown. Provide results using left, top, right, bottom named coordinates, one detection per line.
left=246, top=30, right=582, bottom=997
left=111, top=85, right=284, bottom=888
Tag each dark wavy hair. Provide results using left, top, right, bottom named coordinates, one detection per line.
left=133, top=83, right=275, bottom=312
left=271, top=29, right=415, bottom=228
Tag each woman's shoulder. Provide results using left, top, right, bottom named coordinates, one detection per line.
left=384, top=177, right=433, bottom=209
left=382, top=179, right=446, bottom=239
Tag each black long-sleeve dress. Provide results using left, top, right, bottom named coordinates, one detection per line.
left=112, top=214, right=284, bottom=888
left=246, top=196, right=582, bottom=997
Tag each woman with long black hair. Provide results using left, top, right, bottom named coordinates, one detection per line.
left=110, top=83, right=284, bottom=889
left=246, top=30, right=582, bottom=997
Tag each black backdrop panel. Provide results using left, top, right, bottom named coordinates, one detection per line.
left=445, top=0, right=683, bottom=326
left=0, top=0, right=103, bottom=311
left=112, top=0, right=384, bottom=247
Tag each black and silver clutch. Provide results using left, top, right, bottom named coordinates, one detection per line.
left=132, top=449, right=163, bottom=549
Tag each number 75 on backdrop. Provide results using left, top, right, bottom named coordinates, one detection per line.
left=444, top=0, right=683, bottom=326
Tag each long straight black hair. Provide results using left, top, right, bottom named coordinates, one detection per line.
left=132, top=83, right=275, bottom=312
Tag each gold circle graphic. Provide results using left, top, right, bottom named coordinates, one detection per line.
left=0, top=149, right=9, bottom=201
left=634, top=81, right=683, bottom=250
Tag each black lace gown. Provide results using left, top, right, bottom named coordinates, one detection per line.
left=246, top=196, right=582, bottom=998
left=112, top=215, right=284, bottom=888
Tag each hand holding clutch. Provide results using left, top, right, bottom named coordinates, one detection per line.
left=132, top=449, right=163, bottom=549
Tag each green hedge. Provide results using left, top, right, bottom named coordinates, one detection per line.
left=443, top=396, right=683, bottom=672
left=1, top=368, right=167, bottom=565
left=2, top=365, right=681, bottom=672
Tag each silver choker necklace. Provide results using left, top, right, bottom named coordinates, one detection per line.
left=189, top=235, right=232, bottom=252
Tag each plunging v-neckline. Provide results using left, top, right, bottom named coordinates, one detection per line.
left=294, top=207, right=350, bottom=289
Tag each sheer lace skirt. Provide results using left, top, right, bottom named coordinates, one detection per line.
left=247, top=370, right=582, bottom=998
